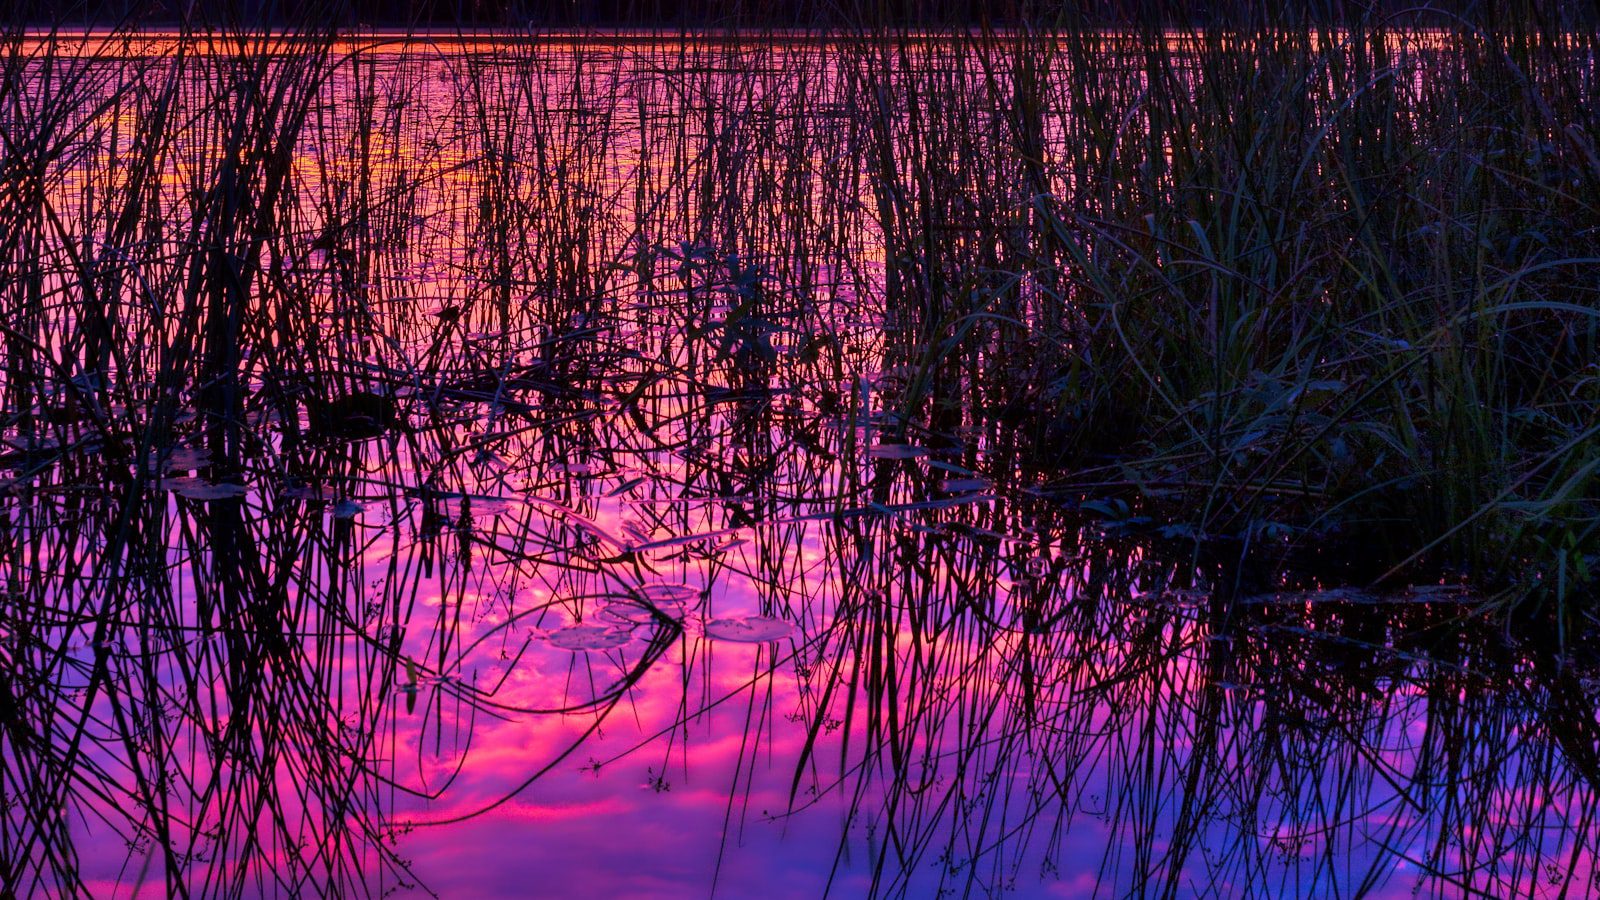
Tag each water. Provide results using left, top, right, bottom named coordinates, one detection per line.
left=2, top=31, right=1597, bottom=898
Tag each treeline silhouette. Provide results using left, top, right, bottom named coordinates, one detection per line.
left=6, top=0, right=1590, bottom=29
left=9, top=0, right=1012, bottom=28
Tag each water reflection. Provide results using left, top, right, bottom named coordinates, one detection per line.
left=1, top=30, right=1597, bottom=897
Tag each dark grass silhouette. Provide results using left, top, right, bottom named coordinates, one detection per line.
left=0, top=3, right=1597, bottom=895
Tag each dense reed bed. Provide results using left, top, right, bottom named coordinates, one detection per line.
left=1015, top=16, right=1600, bottom=613
left=0, top=5, right=1597, bottom=896
left=4, top=10, right=1596, bottom=609
left=812, top=16, right=1600, bottom=612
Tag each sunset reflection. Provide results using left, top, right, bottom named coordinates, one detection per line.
left=3, top=10, right=1599, bottom=898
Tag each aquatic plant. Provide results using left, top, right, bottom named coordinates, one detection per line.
left=0, top=2, right=1597, bottom=896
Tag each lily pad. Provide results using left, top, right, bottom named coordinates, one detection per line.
left=602, top=600, right=686, bottom=624
left=594, top=607, right=642, bottom=626
left=160, top=477, right=247, bottom=501
left=546, top=624, right=631, bottom=651
left=867, top=443, right=929, bottom=460
left=639, top=583, right=700, bottom=604
left=703, top=615, right=792, bottom=643
left=281, top=483, right=336, bottom=501
left=163, top=446, right=212, bottom=470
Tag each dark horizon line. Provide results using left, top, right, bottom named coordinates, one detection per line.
left=5, top=1, right=1591, bottom=32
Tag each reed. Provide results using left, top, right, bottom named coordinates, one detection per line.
left=0, top=1, right=1597, bottom=895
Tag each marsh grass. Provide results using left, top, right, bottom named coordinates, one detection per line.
left=0, top=3, right=1598, bottom=896
left=1009, top=14, right=1600, bottom=608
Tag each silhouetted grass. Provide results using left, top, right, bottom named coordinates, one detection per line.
left=1, top=4, right=1598, bottom=896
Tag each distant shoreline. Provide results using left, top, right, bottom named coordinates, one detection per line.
left=2, top=26, right=1168, bottom=59
left=8, top=24, right=1541, bottom=58
left=12, top=26, right=1018, bottom=40
left=8, top=26, right=1039, bottom=54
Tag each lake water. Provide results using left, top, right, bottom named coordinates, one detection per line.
left=2, top=31, right=1597, bottom=898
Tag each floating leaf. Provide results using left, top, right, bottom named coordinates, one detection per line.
left=867, top=443, right=929, bottom=460
left=161, top=477, right=247, bottom=501
left=163, top=446, right=211, bottom=470
left=639, top=583, right=700, bottom=603
left=546, top=624, right=630, bottom=651
left=703, top=615, right=792, bottom=643
left=281, top=483, right=336, bottom=501
left=602, top=600, right=686, bottom=625
left=594, top=607, right=640, bottom=626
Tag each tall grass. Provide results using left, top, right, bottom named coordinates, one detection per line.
left=1004, top=11, right=1600, bottom=608
left=7, top=10, right=1590, bottom=601
left=0, top=2, right=1597, bottom=895
left=782, top=7, right=1600, bottom=610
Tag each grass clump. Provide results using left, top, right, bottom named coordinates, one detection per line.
left=917, top=9, right=1600, bottom=608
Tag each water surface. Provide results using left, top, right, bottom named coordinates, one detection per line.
left=1, top=32, right=1597, bottom=898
